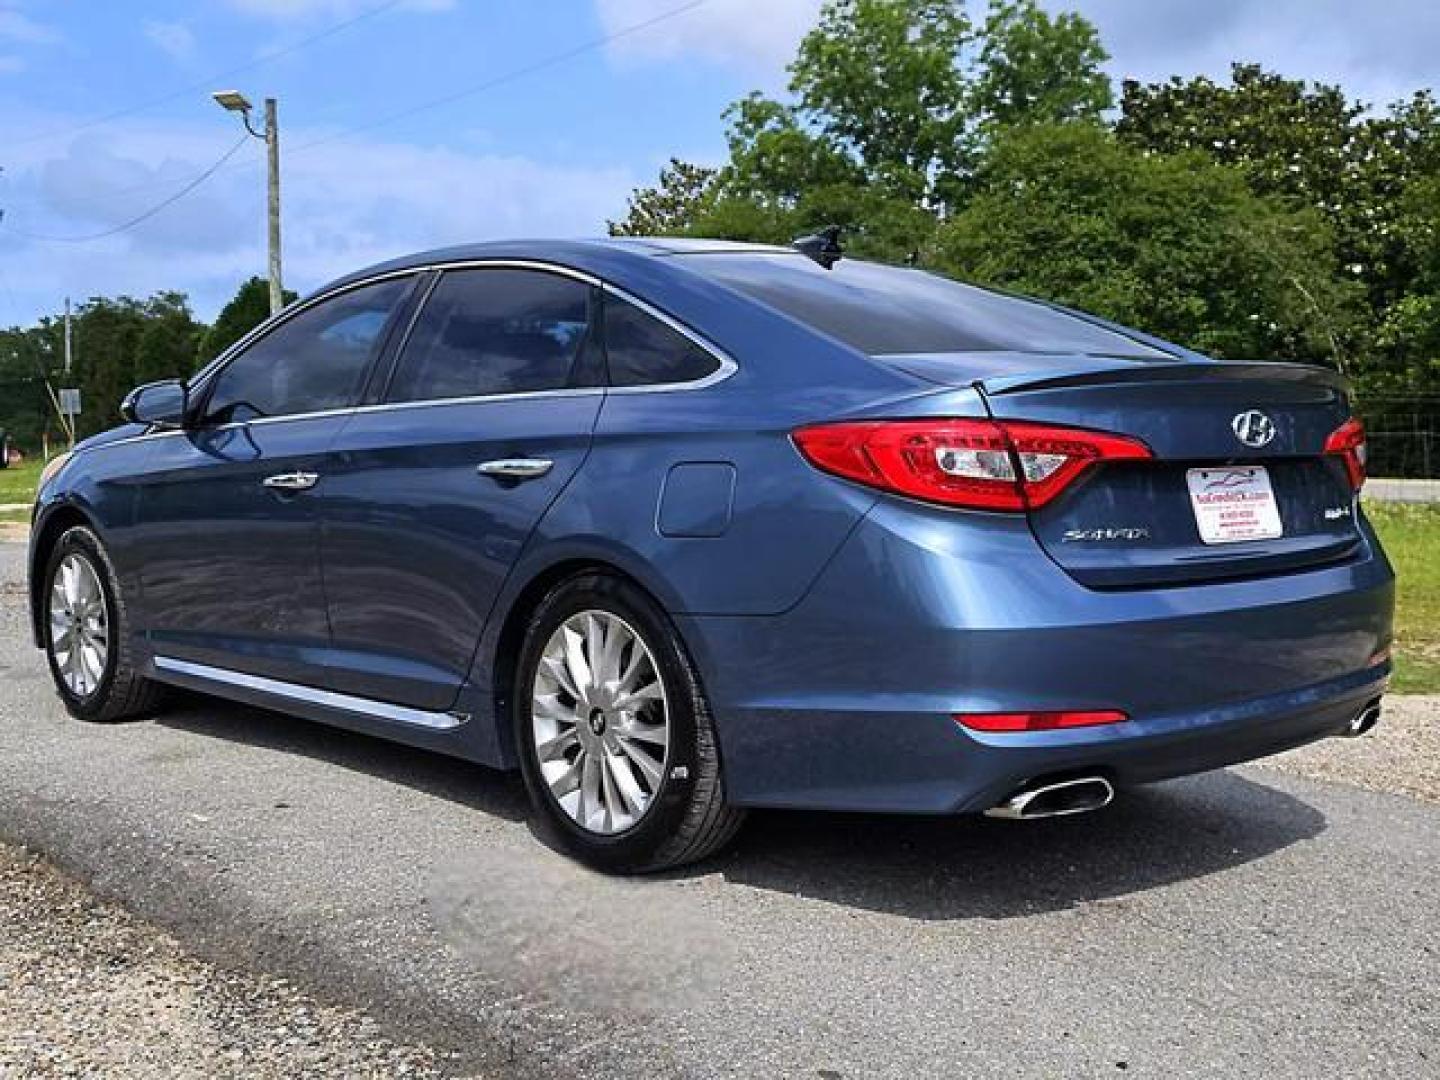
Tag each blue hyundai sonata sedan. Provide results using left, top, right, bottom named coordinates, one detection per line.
left=28, top=237, right=1393, bottom=871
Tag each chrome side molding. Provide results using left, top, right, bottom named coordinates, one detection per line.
left=152, top=656, right=467, bottom=731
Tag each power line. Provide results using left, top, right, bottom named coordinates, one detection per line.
left=6, top=0, right=406, bottom=148
left=1, top=135, right=253, bottom=243
left=0, top=0, right=710, bottom=244
left=289, top=0, right=709, bottom=154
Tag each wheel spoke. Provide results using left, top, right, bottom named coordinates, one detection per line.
left=579, top=751, right=602, bottom=830
left=535, top=726, right=578, bottom=762
left=534, top=692, right=579, bottom=726
left=616, top=736, right=664, bottom=788
left=606, top=748, right=649, bottom=816
left=594, top=615, right=626, bottom=686
left=615, top=680, right=663, bottom=711
left=539, top=654, right=580, bottom=700
left=544, top=754, right=582, bottom=799
left=562, top=626, right=593, bottom=696
left=598, top=750, right=626, bottom=831
left=620, top=718, right=667, bottom=747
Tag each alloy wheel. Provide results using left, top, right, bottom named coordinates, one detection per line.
left=48, top=553, right=109, bottom=699
left=531, top=609, right=670, bottom=835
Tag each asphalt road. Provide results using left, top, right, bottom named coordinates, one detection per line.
left=1, top=540, right=1436, bottom=1079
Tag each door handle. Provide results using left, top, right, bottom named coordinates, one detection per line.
left=262, top=471, right=319, bottom=492
left=477, top=458, right=554, bottom=480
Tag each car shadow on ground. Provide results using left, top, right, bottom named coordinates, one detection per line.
left=154, top=696, right=1326, bottom=922
left=153, top=693, right=531, bottom=824
left=711, top=771, right=1327, bottom=920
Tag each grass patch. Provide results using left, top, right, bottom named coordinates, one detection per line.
left=1366, top=501, right=1440, bottom=695
left=0, top=459, right=44, bottom=505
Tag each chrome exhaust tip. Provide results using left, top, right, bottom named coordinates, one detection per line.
left=1343, top=699, right=1383, bottom=738
left=985, top=776, right=1115, bottom=820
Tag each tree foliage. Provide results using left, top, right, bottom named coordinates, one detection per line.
left=0, top=276, right=296, bottom=450
left=611, top=0, right=1112, bottom=251
left=610, top=1, right=1440, bottom=422
left=196, top=276, right=295, bottom=368
left=934, top=124, right=1357, bottom=366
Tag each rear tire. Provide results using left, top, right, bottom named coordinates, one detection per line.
left=42, top=526, right=164, bottom=723
left=513, top=572, right=745, bottom=873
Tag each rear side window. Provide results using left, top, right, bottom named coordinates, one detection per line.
left=205, top=277, right=410, bottom=424
left=387, top=268, right=598, bottom=403
left=603, top=295, right=722, bottom=387
left=680, top=254, right=1173, bottom=359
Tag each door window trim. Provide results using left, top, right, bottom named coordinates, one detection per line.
left=150, top=258, right=738, bottom=440
left=190, top=271, right=426, bottom=430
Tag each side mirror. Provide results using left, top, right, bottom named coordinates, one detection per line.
left=120, top=379, right=189, bottom=428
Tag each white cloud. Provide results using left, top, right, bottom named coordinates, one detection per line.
left=594, top=0, right=820, bottom=73
left=0, top=7, right=59, bottom=45
left=143, top=20, right=198, bottom=65
left=1064, top=0, right=1440, bottom=112
left=0, top=115, right=638, bottom=325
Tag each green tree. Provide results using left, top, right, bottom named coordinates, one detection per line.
left=972, top=0, right=1112, bottom=132
left=0, top=324, right=63, bottom=453
left=934, top=124, right=1359, bottom=367
left=196, top=277, right=295, bottom=368
left=615, top=0, right=1113, bottom=248
left=133, top=293, right=204, bottom=386
left=609, top=159, right=718, bottom=237
left=1117, top=67, right=1440, bottom=391
left=72, top=297, right=149, bottom=437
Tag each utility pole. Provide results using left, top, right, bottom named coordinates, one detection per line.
left=212, top=90, right=284, bottom=316
left=63, top=297, right=72, bottom=376
left=264, top=98, right=283, bottom=317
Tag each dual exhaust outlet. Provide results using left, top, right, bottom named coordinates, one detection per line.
left=987, top=697, right=1384, bottom=819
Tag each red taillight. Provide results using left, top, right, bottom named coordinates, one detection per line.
left=955, top=710, right=1129, bottom=732
left=792, top=419, right=1152, bottom=511
left=1324, top=416, right=1367, bottom=492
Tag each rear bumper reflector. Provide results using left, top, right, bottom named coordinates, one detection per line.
left=956, top=709, right=1129, bottom=733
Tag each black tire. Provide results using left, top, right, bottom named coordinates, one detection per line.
left=513, top=572, right=745, bottom=873
left=42, top=525, right=165, bottom=723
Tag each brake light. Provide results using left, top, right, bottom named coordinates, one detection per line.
left=955, top=710, right=1129, bottom=732
left=791, top=419, right=1151, bottom=511
left=1324, top=416, right=1367, bottom=492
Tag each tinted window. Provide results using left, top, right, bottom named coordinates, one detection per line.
left=387, top=268, right=597, bottom=403
left=681, top=254, right=1173, bottom=359
left=604, top=295, right=721, bottom=387
left=205, top=278, right=409, bottom=423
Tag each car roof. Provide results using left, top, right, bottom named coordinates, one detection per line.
left=314, top=237, right=800, bottom=297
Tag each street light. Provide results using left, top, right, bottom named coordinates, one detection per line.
left=212, top=89, right=283, bottom=317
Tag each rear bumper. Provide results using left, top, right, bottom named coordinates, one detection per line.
left=677, top=499, right=1395, bottom=814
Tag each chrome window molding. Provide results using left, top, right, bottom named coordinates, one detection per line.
left=93, top=258, right=739, bottom=452
left=597, top=282, right=739, bottom=394
left=153, top=656, right=467, bottom=731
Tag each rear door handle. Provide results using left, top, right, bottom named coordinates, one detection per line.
left=262, top=471, right=319, bottom=492
left=477, top=458, right=554, bottom=480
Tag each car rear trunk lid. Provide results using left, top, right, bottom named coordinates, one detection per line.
left=885, top=354, right=1363, bottom=588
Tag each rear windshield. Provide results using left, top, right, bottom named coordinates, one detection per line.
left=677, top=253, right=1173, bottom=360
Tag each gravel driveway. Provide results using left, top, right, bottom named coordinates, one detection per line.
left=0, top=540, right=1436, bottom=1078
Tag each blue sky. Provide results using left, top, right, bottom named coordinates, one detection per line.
left=1, top=0, right=1436, bottom=326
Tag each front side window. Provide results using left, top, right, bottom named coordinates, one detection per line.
left=386, top=268, right=598, bottom=403
left=204, top=277, right=410, bottom=424
left=602, top=295, right=722, bottom=387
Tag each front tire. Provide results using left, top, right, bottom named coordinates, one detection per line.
left=513, top=572, right=744, bottom=873
left=42, top=526, right=164, bottom=723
